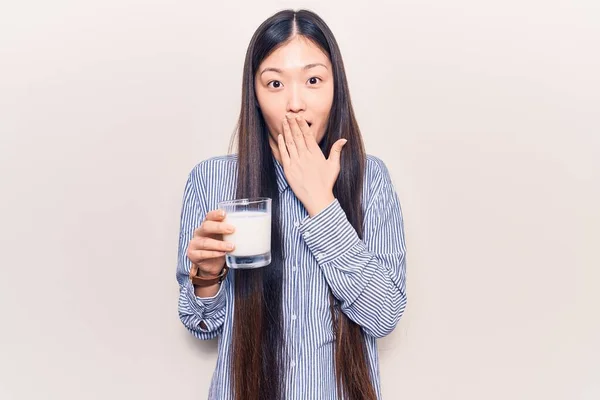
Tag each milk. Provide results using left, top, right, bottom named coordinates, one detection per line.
left=223, top=211, right=271, bottom=257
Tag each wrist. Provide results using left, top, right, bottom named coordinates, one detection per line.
left=197, top=267, right=224, bottom=278
left=194, top=282, right=220, bottom=298
left=306, top=193, right=335, bottom=217
left=190, top=265, right=227, bottom=298
left=189, top=264, right=228, bottom=289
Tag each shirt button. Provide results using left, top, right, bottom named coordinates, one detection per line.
left=304, top=231, right=311, bottom=238
left=291, top=314, right=297, bottom=321
left=290, top=361, right=296, bottom=368
left=294, top=221, right=300, bottom=228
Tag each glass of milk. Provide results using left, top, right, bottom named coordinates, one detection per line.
left=217, top=197, right=272, bottom=269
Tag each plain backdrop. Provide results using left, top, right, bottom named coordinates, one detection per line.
left=1, top=0, right=598, bottom=399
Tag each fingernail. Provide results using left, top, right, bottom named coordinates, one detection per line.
left=226, top=243, right=234, bottom=250
left=219, top=210, right=225, bottom=217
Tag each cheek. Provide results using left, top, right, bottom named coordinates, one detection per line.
left=313, top=93, right=334, bottom=140
left=257, top=95, right=284, bottom=134
left=311, top=87, right=334, bottom=119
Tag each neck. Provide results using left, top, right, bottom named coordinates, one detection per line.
left=268, top=135, right=283, bottom=165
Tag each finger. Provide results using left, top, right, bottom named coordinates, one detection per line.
left=187, top=249, right=227, bottom=262
left=282, top=117, right=299, bottom=159
left=286, top=114, right=307, bottom=153
left=195, top=220, right=235, bottom=236
left=205, top=209, right=226, bottom=221
left=191, top=236, right=235, bottom=252
left=327, top=138, right=348, bottom=166
left=295, top=116, right=320, bottom=153
left=277, top=133, right=291, bottom=166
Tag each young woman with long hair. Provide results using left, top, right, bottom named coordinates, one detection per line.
left=176, top=9, right=407, bottom=400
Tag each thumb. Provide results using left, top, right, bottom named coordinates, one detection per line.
left=328, top=139, right=348, bottom=165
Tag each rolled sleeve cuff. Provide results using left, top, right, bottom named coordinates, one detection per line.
left=183, top=278, right=226, bottom=319
left=298, top=199, right=361, bottom=264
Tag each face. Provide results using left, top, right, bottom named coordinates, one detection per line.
left=255, top=36, right=334, bottom=157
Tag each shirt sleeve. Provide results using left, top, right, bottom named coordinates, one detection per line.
left=298, top=162, right=407, bottom=338
left=176, top=165, right=228, bottom=340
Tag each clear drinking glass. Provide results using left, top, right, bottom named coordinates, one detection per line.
left=217, top=197, right=272, bottom=269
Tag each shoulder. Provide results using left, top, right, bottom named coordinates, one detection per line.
left=184, top=154, right=238, bottom=193
left=362, top=154, right=398, bottom=208
left=364, top=154, right=394, bottom=188
left=188, top=154, right=238, bottom=180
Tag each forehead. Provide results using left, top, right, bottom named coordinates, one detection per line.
left=259, top=36, right=331, bottom=70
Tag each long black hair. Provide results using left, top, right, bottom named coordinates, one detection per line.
left=230, top=9, right=375, bottom=400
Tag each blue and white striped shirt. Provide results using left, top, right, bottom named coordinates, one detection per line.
left=176, top=153, right=407, bottom=399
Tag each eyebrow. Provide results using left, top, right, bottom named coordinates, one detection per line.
left=259, top=63, right=328, bottom=77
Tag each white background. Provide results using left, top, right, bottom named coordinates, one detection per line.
left=1, top=0, right=598, bottom=399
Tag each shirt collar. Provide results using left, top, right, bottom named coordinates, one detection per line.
left=272, top=155, right=289, bottom=193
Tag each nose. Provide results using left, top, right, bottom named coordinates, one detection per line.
left=286, top=83, right=306, bottom=113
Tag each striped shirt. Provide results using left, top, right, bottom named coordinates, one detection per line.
left=176, top=153, right=407, bottom=399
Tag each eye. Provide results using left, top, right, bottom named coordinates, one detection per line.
left=267, top=80, right=283, bottom=89
left=308, top=77, right=321, bottom=85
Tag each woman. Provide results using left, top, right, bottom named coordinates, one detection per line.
left=176, top=9, right=407, bottom=400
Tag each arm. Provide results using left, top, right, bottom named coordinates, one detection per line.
left=176, top=166, right=227, bottom=340
left=298, top=163, right=407, bottom=338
